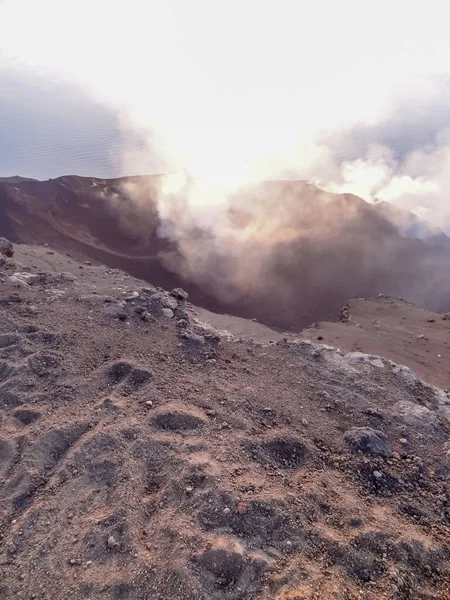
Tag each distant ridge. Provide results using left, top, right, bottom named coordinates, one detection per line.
left=0, top=175, right=38, bottom=184
left=1, top=174, right=450, bottom=329
left=373, top=199, right=450, bottom=247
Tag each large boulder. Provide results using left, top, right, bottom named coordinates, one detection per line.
left=344, top=427, right=389, bottom=456
left=0, top=238, right=13, bottom=258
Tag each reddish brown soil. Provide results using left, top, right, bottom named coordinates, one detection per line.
left=0, top=243, right=449, bottom=600
left=300, top=296, right=450, bottom=391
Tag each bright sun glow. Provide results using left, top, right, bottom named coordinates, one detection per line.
left=1, top=0, right=450, bottom=212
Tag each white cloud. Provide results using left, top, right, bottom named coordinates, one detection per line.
left=1, top=0, right=450, bottom=226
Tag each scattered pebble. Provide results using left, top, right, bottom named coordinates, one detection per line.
left=107, top=536, right=119, bottom=549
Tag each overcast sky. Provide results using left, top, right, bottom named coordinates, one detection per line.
left=1, top=0, right=450, bottom=226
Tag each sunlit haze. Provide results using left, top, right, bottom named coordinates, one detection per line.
left=1, top=0, right=450, bottom=226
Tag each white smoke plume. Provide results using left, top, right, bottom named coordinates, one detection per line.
left=2, top=1, right=450, bottom=201
left=2, top=0, right=450, bottom=327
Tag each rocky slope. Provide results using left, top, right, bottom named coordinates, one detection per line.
left=0, top=239, right=449, bottom=600
left=301, top=296, right=450, bottom=391
left=2, top=176, right=450, bottom=330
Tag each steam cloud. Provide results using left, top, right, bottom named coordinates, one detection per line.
left=111, top=174, right=450, bottom=330
left=2, top=0, right=450, bottom=326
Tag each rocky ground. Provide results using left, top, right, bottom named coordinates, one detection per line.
left=301, top=297, right=450, bottom=391
left=0, top=238, right=449, bottom=600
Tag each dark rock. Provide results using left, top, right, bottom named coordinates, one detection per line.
left=107, top=535, right=119, bottom=549
left=339, top=303, right=350, bottom=322
left=174, top=305, right=190, bottom=322
left=358, top=568, right=372, bottom=582
left=103, top=305, right=127, bottom=321
left=170, top=288, right=188, bottom=300
left=0, top=237, right=14, bottom=258
left=180, top=330, right=205, bottom=346
left=140, top=311, right=155, bottom=323
left=344, top=427, right=389, bottom=456
left=151, top=292, right=178, bottom=310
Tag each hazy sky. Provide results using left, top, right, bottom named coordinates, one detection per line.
left=0, top=66, right=127, bottom=179
left=1, top=0, right=450, bottom=226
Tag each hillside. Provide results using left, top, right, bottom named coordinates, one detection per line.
left=372, top=200, right=450, bottom=247
left=1, top=176, right=450, bottom=331
left=301, top=296, right=450, bottom=391
left=0, top=240, right=449, bottom=599
left=0, top=176, right=38, bottom=184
